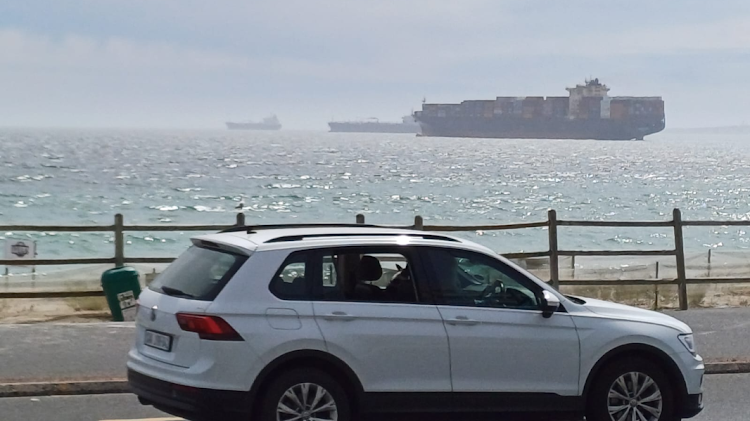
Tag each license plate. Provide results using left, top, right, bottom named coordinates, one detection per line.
left=144, top=330, right=173, bottom=352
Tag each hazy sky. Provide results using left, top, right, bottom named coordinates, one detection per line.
left=2, top=1, right=750, bottom=130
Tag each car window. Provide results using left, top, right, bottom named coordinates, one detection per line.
left=270, top=251, right=311, bottom=300
left=423, top=248, right=541, bottom=310
left=317, top=249, right=420, bottom=304
left=149, top=245, right=247, bottom=301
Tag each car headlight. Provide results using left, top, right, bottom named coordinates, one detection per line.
left=678, top=333, right=696, bottom=355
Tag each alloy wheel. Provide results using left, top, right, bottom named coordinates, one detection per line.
left=276, top=382, right=338, bottom=421
left=607, top=371, right=663, bottom=421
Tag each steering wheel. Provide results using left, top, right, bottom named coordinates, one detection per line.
left=480, top=279, right=505, bottom=299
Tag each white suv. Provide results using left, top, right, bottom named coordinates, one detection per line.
left=127, top=225, right=704, bottom=421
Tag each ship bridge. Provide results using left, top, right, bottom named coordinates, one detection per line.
left=567, top=78, right=610, bottom=119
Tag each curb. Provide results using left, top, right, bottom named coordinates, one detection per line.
left=1, top=362, right=749, bottom=398
left=705, top=361, right=750, bottom=375
left=0, top=380, right=128, bottom=398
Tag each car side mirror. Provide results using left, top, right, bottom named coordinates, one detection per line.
left=541, top=290, right=560, bottom=318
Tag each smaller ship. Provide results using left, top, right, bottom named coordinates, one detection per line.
left=328, top=115, right=421, bottom=134
left=226, top=115, right=281, bottom=131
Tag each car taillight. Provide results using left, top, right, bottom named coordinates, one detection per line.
left=175, top=313, right=243, bottom=341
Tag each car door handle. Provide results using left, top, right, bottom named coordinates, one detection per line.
left=446, top=316, right=479, bottom=326
left=322, top=311, right=355, bottom=321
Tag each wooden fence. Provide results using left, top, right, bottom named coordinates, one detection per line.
left=2, top=209, right=750, bottom=310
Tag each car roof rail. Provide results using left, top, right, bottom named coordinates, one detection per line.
left=264, top=232, right=460, bottom=243
left=219, top=223, right=390, bottom=233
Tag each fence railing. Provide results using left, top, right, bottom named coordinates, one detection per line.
left=2, top=209, right=750, bottom=309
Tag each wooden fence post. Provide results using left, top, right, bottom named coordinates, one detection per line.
left=235, top=212, right=245, bottom=227
left=571, top=255, right=576, bottom=279
left=707, top=249, right=712, bottom=278
left=653, top=260, right=661, bottom=310
left=548, top=209, right=560, bottom=290
left=356, top=214, right=365, bottom=224
left=414, top=215, right=424, bottom=230
left=673, top=208, right=688, bottom=310
left=114, top=214, right=124, bottom=268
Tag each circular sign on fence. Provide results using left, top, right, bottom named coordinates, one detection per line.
left=4, top=240, right=36, bottom=262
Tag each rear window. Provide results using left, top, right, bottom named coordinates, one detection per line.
left=149, top=245, right=247, bottom=301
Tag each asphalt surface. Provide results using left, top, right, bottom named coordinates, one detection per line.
left=0, top=322, right=134, bottom=382
left=0, top=374, right=746, bottom=420
left=666, top=307, right=750, bottom=361
left=691, top=373, right=750, bottom=421
left=0, top=306, right=748, bottom=383
left=0, top=393, right=165, bottom=421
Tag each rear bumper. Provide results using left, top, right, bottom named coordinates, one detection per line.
left=128, top=369, right=251, bottom=421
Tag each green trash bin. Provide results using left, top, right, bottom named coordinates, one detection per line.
left=101, top=266, right=142, bottom=322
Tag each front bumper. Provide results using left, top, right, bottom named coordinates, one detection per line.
left=128, top=369, right=251, bottom=421
left=673, top=351, right=703, bottom=418
left=678, top=392, right=703, bottom=418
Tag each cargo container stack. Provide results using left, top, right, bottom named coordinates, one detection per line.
left=522, top=97, right=544, bottom=119
left=493, top=97, right=515, bottom=116
left=546, top=97, right=569, bottom=118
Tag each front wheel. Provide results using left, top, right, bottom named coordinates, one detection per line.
left=257, top=368, right=351, bottom=421
left=586, top=358, right=677, bottom=421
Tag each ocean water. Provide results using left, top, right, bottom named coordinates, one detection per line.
left=1, top=127, right=750, bottom=263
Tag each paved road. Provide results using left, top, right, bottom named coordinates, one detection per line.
left=0, top=394, right=165, bottom=421
left=0, top=373, right=746, bottom=421
left=666, top=307, right=750, bottom=361
left=0, top=322, right=133, bottom=382
left=0, top=307, right=748, bottom=382
left=692, top=373, right=750, bottom=421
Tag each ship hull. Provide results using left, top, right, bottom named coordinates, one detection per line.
left=415, top=116, right=665, bottom=140
left=226, top=122, right=281, bottom=130
left=328, top=122, right=420, bottom=134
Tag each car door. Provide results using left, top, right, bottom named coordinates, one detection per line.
left=421, top=247, right=581, bottom=399
left=311, top=246, right=452, bottom=395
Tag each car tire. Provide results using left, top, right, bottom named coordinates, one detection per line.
left=257, top=368, right=352, bottom=421
left=586, top=357, right=676, bottom=421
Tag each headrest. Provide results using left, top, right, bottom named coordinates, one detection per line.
left=357, top=256, right=383, bottom=282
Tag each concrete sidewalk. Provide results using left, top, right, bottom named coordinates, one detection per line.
left=0, top=307, right=748, bottom=385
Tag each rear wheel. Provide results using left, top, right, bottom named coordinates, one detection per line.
left=586, top=358, right=677, bottom=421
left=257, top=368, right=351, bottom=421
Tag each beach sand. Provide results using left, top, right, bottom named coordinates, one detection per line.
left=2, top=256, right=750, bottom=323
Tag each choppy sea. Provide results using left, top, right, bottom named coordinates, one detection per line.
left=1, top=127, right=750, bottom=264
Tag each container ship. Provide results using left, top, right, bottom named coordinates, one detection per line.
left=225, top=115, right=281, bottom=131
left=328, top=115, right=421, bottom=134
left=414, top=79, right=665, bottom=140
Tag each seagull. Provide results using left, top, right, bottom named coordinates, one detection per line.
left=235, top=201, right=244, bottom=209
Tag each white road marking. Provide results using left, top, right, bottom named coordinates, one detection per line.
left=100, top=418, right=182, bottom=421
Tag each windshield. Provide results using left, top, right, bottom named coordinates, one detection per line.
left=149, top=246, right=247, bottom=301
